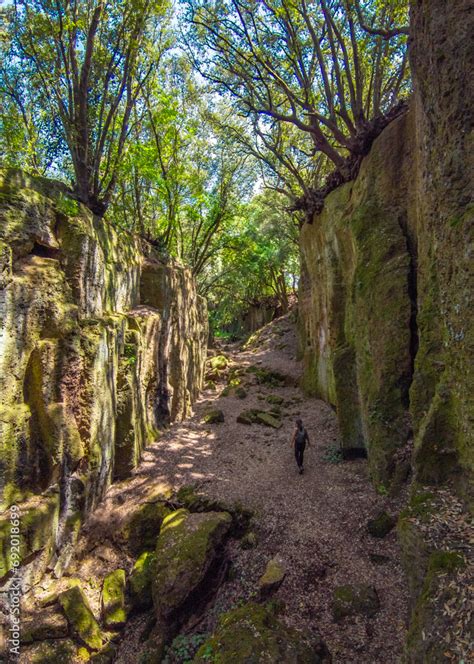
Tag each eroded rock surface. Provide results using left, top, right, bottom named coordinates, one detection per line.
left=0, top=169, right=207, bottom=584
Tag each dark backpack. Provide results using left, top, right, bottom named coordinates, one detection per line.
left=295, top=428, right=307, bottom=447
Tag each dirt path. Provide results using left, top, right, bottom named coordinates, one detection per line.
left=63, top=314, right=409, bottom=663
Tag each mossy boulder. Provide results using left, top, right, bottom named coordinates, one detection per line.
left=367, top=511, right=396, bottom=538
left=208, top=355, right=229, bottom=370
left=152, top=509, right=232, bottom=623
left=193, top=603, right=330, bottom=663
left=129, top=551, right=156, bottom=610
left=248, top=367, right=287, bottom=387
left=332, top=584, right=380, bottom=620
left=126, top=501, right=171, bottom=555
left=258, top=556, right=286, bottom=599
left=175, top=486, right=253, bottom=536
left=101, top=569, right=127, bottom=628
left=255, top=412, right=282, bottom=429
left=266, top=394, right=284, bottom=405
left=236, top=409, right=281, bottom=428
left=58, top=585, right=105, bottom=650
left=236, top=409, right=259, bottom=425
left=202, top=409, right=225, bottom=424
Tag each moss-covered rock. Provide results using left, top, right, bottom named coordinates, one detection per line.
left=236, top=410, right=258, bottom=425
left=258, top=556, right=286, bottom=598
left=0, top=493, right=60, bottom=580
left=101, top=569, right=126, bottom=628
left=255, top=412, right=282, bottom=429
left=332, top=584, right=380, bottom=620
left=174, top=486, right=253, bottom=536
left=193, top=603, right=330, bottom=663
left=236, top=409, right=281, bottom=428
left=367, top=511, right=396, bottom=538
left=208, top=355, right=229, bottom=371
left=235, top=386, right=247, bottom=399
left=152, top=509, right=232, bottom=624
left=58, top=585, right=105, bottom=650
left=129, top=551, right=156, bottom=610
left=266, top=394, right=284, bottom=405
left=202, top=409, right=225, bottom=424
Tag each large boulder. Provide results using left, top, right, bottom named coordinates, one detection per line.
left=152, top=509, right=232, bottom=624
left=193, top=603, right=330, bottom=663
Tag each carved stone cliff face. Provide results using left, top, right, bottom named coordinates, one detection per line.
left=0, top=170, right=208, bottom=582
left=299, top=0, right=473, bottom=498
left=408, top=0, right=473, bottom=498
left=299, top=111, right=416, bottom=484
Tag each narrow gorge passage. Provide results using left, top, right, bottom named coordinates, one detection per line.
left=57, top=313, right=408, bottom=664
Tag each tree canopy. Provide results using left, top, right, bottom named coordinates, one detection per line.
left=0, top=0, right=410, bottom=335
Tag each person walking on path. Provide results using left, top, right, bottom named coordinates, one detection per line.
left=292, top=418, right=310, bottom=474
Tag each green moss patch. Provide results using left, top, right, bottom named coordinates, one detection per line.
left=255, top=412, right=282, bottom=429
left=208, top=355, right=229, bottom=371
left=58, top=585, right=105, bottom=651
left=129, top=551, right=156, bottom=610
left=202, top=409, right=225, bottom=424
left=102, top=569, right=127, bottom=628
left=193, top=603, right=329, bottom=663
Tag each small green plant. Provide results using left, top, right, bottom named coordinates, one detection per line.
left=163, top=632, right=208, bottom=663
left=322, top=443, right=343, bottom=464
left=56, top=192, right=80, bottom=217
left=123, top=342, right=137, bottom=366
left=376, top=483, right=389, bottom=496
left=199, top=643, right=214, bottom=660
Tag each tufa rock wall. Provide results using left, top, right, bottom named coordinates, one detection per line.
left=299, top=0, right=473, bottom=498
left=0, top=169, right=208, bottom=583
left=299, top=111, right=416, bottom=484
left=408, top=0, right=473, bottom=500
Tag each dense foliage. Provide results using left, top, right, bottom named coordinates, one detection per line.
left=0, top=0, right=409, bottom=335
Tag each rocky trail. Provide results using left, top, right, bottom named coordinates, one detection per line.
left=21, top=313, right=410, bottom=664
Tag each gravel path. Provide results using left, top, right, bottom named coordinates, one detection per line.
left=70, top=313, right=409, bottom=663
